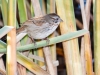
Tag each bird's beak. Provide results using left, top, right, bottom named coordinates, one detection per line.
left=60, top=19, right=63, bottom=22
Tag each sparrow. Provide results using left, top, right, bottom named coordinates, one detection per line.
left=17, top=13, right=63, bottom=42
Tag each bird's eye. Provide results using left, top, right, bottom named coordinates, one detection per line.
left=56, top=18, right=58, bottom=20
left=55, top=20, right=58, bottom=23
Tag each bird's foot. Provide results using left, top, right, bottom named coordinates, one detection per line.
left=30, top=37, right=37, bottom=49
left=43, top=38, right=50, bottom=47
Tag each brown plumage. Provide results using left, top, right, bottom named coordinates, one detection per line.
left=17, top=13, right=63, bottom=39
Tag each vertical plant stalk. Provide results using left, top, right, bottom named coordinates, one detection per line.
left=56, top=1, right=73, bottom=75
left=31, top=0, right=56, bottom=75
left=33, top=0, right=44, bottom=62
left=17, top=0, right=28, bottom=23
left=31, top=0, right=42, bottom=16
left=26, top=1, right=32, bottom=19
left=37, top=48, right=44, bottom=66
left=0, top=0, right=8, bottom=74
left=64, top=0, right=83, bottom=75
left=31, top=0, right=44, bottom=66
left=7, top=29, right=16, bottom=74
left=6, top=0, right=16, bottom=75
left=17, top=42, right=27, bottom=75
left=50, top=0, right=55, bottom=13
left=31, top=0, right=43, bottom=64
left=17, top=0, right=29, bottom=75
left=81, top=38, right=86, bottom=75
left=56, top=0, right=83, bottom=75
left=75, top=0, right=93, bottom=22
left=1, top=0, right=8, bottom=25
left=49, top=0, right=57, bottom=75
left=47, top=0, right=50, bottom=14
left=85, top=0, right=92, bottom=28
left=42, top=0, right=46, bottom=14
left=94, top=0, right=100, bottom=75
left=43, top=47, right=56, bottom=75
left=80, top=0, right=93, bottom=75
left=47, top=0, right=57, bottom=74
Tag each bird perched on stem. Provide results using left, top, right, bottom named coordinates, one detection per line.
left=17, top=13, right=63, bottom=43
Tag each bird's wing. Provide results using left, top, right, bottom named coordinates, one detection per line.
left=16, top=25, right=27, bottom=34
left=30, top=17, right=47, bottom=26
left=22, top=17, right=47, bottom=26
left=16, top=17, right=47, bottom=34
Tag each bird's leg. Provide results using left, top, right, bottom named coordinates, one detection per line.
left=43, top=37, right=50, bottom=46
left=29, top=37, right=37, bottom=48
left=46, top=38, right=50, bottom=46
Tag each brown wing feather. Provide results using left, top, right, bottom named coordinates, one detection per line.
left=16, top=25, right=27, bottom=34
left=20, top=16, right=48, bottom=26
left=17, top=16, right=47, bottom=34
left=30, top=17, right=47, bottom=26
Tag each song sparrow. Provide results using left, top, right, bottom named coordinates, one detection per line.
left=17, top=13, right=63, bottom=41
